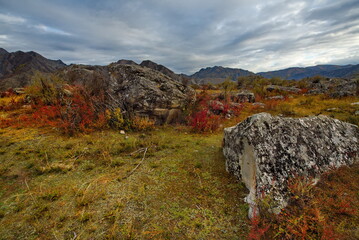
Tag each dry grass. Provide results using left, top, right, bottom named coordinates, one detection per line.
left=0, top=93, right=358, bottom=239
left=0, top=126, right=249, bottom=239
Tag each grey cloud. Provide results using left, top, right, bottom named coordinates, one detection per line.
left=0, top=0, right=358, bottom=74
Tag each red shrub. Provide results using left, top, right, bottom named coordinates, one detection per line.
left=189, top=110, right=221, bottom=133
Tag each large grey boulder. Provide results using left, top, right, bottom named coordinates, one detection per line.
left=223, top=113, right=358, bottom=218
left=60, top=63, right=196, bottom=124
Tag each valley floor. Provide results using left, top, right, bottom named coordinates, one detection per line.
left=0, top=94, right=358, bottom=239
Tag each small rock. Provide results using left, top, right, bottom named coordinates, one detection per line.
left=120, top=130, right=125, bottom=135
left=237, top=91, right=255, bottom=103
left=266, top=85, right=301, bottom=93
left=267, top=95, right=284, bottom=100
left=252, top=102, right=265, bottom=108
left=351, top=102, right=359, bottom=106
left=326, top=108, right=339, bottom=112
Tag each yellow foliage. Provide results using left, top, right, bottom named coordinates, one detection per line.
left=106, top=108, right=124, bottom=129
left=131, top=116, right=155, bottom=131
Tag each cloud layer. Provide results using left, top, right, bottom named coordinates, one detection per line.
left=0, top=0, right=358, bottom=74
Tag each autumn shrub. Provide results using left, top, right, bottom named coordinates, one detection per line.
left=189, top=110, right=221, bottom=133
left=0, top=96, right=25, bottom=111
left=251, top=164, right=359, bottom=240
left=187, top=91, right=241, bottom=133
left=130, top=116, right=155, bottom=131
left=25, top=72, right=65, bottom=105
left=106, top=108, right=124, bottom=129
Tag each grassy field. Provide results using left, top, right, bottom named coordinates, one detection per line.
left=0, top=126, right=249, bottom=239
left=0, top=93, right=358, bottom=239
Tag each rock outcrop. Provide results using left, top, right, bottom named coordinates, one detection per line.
left=307, top=77, right=358, bottom=97
left=266, top=85, right=301, bottom=93
left=236, top=91, right=255, bottom=103
left=60, top=63, right=196, bottom=124
left=223, top=113, right=358, bottom=218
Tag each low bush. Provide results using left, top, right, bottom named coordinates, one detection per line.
left=249, top=164, right=359, bottom=239
left=187, top=91, right=242, bottom=133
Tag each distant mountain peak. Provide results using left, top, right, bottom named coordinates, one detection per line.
left=191, top=65, right=254, bottom=84
left=0, top=48, right=8, bottom=55
left=0, top=48, right=67, bottom=90
left=117, top=59, right=138, bottom=65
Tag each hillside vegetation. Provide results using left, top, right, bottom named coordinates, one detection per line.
left=0, top=74, right=358, bottom=239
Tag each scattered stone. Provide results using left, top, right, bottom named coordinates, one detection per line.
left=223, top=113, right=358, bottom=218
left=236, top=91, right=255, bottom=103
left=307, top=78, right=357, bottom=97
left=351, top=102, right=359, bottom=106
left=325, top=108, right=339, bottom=112
left=267, top=95, right=284, bottom=100
left=209, top=100, right=225, bottom=115
left=266, top=85, right=301, bottom=93
left=120, top=130, right=125, bottom=135
left=230, top=102, right=242, bottom=108
left=252, top=102, right=265, bottom=108
left=13, top=88, right=25, bottom=95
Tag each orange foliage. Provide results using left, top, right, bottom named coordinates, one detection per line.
left=251, top=164, right=359, bottom=239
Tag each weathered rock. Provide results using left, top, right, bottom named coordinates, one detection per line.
left=267, top=95, right=284, bottom=100
left=236, top=91, right=255, bottom=103
left=266, top=85, right=301, bottom=93
left=252, top=102, right=265, bottom=108
left=60, top=64, right=196, bottom=124
left=325, top=108, right=339, bottom=112
left=209, top=100, right=225, bottom=115
left=223, top=113, right=358, bottom=218
left=307, top=78, right=358, bottom=97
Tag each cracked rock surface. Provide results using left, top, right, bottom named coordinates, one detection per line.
left=223, top=113, right=359, bottom=218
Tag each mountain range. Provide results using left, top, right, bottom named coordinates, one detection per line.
left=257, top=64, right=359, bottom=80
left=0, top=48, right=358, bottom=90
left=190, top=66, right=254, bottom=84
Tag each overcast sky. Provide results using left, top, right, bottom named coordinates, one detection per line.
left=0, top=0, right=358, bottom=74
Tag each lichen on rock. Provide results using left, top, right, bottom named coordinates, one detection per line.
left=223, top=113, right=359, bottom=218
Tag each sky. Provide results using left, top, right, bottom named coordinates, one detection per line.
left=0, top=0, right=358, bottom=74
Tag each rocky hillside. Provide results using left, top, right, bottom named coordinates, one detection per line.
left=0, top=48, right=66, bottom=90
left=191, top=66, right=254, bottom=84
left=258, top=64, right=359, bottom=80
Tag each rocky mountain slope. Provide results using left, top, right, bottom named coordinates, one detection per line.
left=0, top=48, right=66, bottom=90
left=191, top=66, right=254, bottom=84
left=258, top=64, right=359, bottom=80
left=190, top=64, right=359, bottom=83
